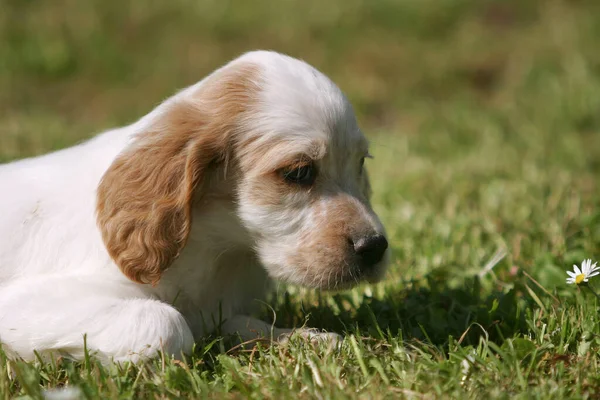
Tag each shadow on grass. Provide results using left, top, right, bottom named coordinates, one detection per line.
left=265, top=270, right=535, bottom=349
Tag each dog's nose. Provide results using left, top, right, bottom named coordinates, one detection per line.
left=353, top=234, right=388, bottom=267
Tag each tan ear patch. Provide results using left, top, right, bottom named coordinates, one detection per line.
left=96, top=63, right=260, bottom=285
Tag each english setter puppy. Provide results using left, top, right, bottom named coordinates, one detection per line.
left=0, top=51, right=389, bottom=363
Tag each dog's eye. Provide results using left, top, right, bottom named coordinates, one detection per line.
left=283, top=164, right=316, bottom=186
left=360, top=153, right=372, bottom=173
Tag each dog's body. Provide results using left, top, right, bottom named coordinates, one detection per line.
left=0, top=51, right=389, bottom=363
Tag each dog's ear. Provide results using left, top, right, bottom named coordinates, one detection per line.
left=96, top=64, right=259, bottom=285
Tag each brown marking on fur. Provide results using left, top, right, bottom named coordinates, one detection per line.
left=315, top=195, right=371, bottom=247
left=245, top=176, right=288, bottom=208
left=97, top=63, right=261, bottom=285
left=242, top=138, right=330, bottom=208
left=284, top=193, right=376, bottom=289
left=244, top=159, right=320, bottom=209
left=239, top=135, right=326, bottom=174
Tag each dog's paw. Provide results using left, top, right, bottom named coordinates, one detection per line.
left=277, top=328, right=342, bottom=347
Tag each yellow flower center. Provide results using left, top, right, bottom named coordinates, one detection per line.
left=576, top=274, right=586, bottom=284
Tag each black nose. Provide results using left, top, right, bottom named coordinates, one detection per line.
left=353, top=234, right=388, bottom=267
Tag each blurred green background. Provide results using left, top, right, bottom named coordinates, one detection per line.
left=2, top=0, right=599, bottom=160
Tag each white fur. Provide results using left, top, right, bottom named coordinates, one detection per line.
left=0, top=51, right=387, bottom=362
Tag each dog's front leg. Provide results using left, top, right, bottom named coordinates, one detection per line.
left=221, top=315, right=342, bottom=345
left=0, top=276, right=194, bottom=363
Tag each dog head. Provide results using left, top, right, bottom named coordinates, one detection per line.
left=97, top=51, right=389, bottom=289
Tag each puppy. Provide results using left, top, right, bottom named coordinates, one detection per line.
left=0, top=51, right=389, bottom=363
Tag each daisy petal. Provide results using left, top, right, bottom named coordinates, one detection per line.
left=566, top=278, right=574, bottom=284
left=588, top=272, right=599, bottom=278
left=566, top=271, right=577, bottom=278
left=574, top=265, right=582, bottom=275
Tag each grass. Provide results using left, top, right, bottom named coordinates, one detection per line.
left=1, top=0, right=600, bottom=398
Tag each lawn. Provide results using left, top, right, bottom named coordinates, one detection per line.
left=1, top=0, right=600, bottom=398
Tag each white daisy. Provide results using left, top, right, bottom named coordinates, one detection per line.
left=460, top=349, right=477, bottom=385
left=566, top=259, right=599, bottom=285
